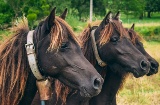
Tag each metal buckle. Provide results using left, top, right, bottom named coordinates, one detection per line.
left=25, top=43, right=35, bottom=55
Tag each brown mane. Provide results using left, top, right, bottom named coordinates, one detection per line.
left=0, top=17, right=30, bottom=105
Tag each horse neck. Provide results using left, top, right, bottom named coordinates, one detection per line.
left=82, top=38, right=96, bottom=66
left=89, top=67, right=124, bottom=105
left=18, top=71, right=37, bottom=105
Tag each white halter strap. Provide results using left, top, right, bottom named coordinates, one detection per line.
left=25, top=30, right=45, bottom=80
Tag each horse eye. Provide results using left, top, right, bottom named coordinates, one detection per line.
left=110, top=37, right=118, bottom=42
left=61, top=42, right=68, bottom=49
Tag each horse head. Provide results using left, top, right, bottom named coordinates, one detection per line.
left=33, top=8, right=103, bottom=97
left=92, top=11, right=150, bottom=78
left=127, top=24, right=159, bottom=76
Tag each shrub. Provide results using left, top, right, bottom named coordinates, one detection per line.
left=27, top=13, right=37, bottom=29
left=135, top=26, right=160, bottom=42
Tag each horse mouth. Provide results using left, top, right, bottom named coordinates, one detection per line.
left=150, top=67, right=158, bottom=73
left=132, top=69, right=140, bottom=78
left=147, top=67, right=158, bottom=76
left=80, top=87, right=92, bottom=97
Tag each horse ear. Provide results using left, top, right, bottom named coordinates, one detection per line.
left=104, top=11, right=112, bottom=24
left=99, top=11, right=112, bottom=28
left=46, top=7, right=56, bottom=30
left=114, top=11, right=122, bottom=23
left=60, top=8, right=68, bottom=20
left=114, top=11, right=120, bottom=20
left=131, top=23, right=135, bottom=30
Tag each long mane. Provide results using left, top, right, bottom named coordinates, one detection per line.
left=0, top=17, right=30, bottom=105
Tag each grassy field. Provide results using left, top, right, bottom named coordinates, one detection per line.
left=117, top=41, right=160, bottom=105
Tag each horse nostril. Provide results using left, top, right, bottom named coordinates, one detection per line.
left=140, top=60, right=149, bottom=71
left=93, top=78, right=101, bottom=90
left=150, top=61, right=158, bottom=70
left=142, top=60, right=147, bottom=67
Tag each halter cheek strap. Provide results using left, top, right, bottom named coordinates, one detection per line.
left=25, top=30, right=45, bottom=80
left=90, top=29, right=107, bottom=67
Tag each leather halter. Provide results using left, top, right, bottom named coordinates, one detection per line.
left=25, top=30, right=45, bottom=80
left=90, top=29, right=107, bottom=67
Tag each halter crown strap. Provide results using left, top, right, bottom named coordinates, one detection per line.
left=25, top=30, right=45, bottom=80
left=90, top=29, right=107, bottom=67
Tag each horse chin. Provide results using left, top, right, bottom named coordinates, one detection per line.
left=146, top=68, right=158, bottom=76
left=58, top=76, right=79, bottom=89
left=129, top=68, right=146, bottom=78
left=80, top=87, right=91, bottom=97
left=79, top=87, right=100, bottom=98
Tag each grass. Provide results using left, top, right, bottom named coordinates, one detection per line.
left=117, top=41, right=160, bottom=105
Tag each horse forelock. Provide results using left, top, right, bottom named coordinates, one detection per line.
left=48, top=17, right=79, bottom=51
left=99, top=20, right=128, bottom=46
left=0, top=17, right=30, bottom=105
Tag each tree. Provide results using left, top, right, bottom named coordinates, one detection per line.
left=0, top=0, right=14, bottom=28
left=145, top=0, right=160, bottom=18
left=4, top=0, right=29, bottom=17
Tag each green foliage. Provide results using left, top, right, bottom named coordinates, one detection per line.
left=0, top=0, right=160, bottom=30
left=27, top=13, right=37, bottom=21
left=66, top=14, right=87, bottom=32
left=0, top=0, right=13, bottom=21
left=0, top=13, right=11, bottom=24
left=135, top=26, right=160, bottom=42
left=27, top=13, right=37, bottom=29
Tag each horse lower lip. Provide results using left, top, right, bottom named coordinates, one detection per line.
left=81, top=87, right=92, bottom=97
left=150, top=68, right=158, bottom=74
left=150, top=67, right=157, bottom=71
left=133, top=69, right=139, bottom=77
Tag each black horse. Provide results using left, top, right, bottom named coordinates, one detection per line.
left=0, top=8, right=104, bottom=105
left=32, top=11, right=152, bottom=105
